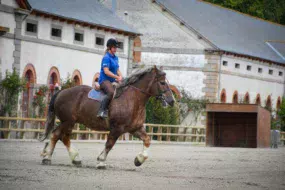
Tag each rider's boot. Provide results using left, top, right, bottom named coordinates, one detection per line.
left=97, top=97, right=109, bottom=119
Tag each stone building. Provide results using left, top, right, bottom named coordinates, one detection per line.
left=0, top=0, right=139, bottom=117
left=103, top=0, right=285, bottom=113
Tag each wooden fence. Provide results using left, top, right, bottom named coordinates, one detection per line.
left=281, top=132, right=285, bottom=144
left=0, top=117, right=205, bottom=143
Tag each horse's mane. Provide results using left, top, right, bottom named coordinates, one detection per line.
left=114, top=66, right=154, bottom=98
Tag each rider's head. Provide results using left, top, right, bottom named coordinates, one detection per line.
left=106, top=38, right=119, bottom=55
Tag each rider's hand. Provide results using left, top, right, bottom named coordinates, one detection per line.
left=117, top=76, right=123, bottom=82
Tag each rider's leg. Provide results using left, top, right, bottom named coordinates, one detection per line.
left=97, top=80, right=114, bottom=118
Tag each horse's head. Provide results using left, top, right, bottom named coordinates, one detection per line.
left=149, top=66, right=175, bottom=107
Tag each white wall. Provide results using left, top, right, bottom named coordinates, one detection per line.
left=220, top=55, right=285, bottom=108
left=19, top=14, right=130, bottom=85
left=0, top=11, right=15, bottom=34
left=0, top=38, right=14, bottom=77
left=20, top=41, right=129, bottom=86
left=1, top=0, right=19, bottom=8
left=165, top=70, right=205, bottom=98
left=141, top=53, right=206, bottom=67
left=22, top=15, right=129, bottom=55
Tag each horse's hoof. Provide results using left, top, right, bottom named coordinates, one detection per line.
left=134, top=157, right=142, bottom=167
left=42, top=159, right=51, bottom=165
left=96, top=162, right=107, bottom=169
left=72, top=160, right=82, bottom=167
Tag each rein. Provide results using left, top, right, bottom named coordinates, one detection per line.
left=129, top=77, right=172, bottom=98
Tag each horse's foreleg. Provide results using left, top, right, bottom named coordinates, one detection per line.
left=132, top=127, right=151, bottom=167
left=97, top=129, right=120, bottom=169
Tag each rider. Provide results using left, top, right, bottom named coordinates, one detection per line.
left=97, top=38, right=123, bottom=118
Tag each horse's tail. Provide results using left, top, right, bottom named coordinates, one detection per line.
left=39, top=91, right=61, bottom=142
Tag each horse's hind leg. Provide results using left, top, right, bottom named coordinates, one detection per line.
left=132, top=127, right=151, bottom=167
left=41, top=121, right=76, bottom=165
left=41, top=126, right=62, bottom=165
left=61, top=126, right=82, bottom=166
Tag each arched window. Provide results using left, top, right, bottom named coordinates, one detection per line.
left=232, top=91, right=238, bottom=104
left=220, top=89, right=226, bottom=103
left=255, top=94, right=261, bottom=105
left=133, top=36, right=141, bottom=63
left=48, top=67, right=60, bottom=86
left=22, top=64, right=37, bottom=117
left=266, top=95, right=272, bottom=110
left=72, top=70, right=83, bottom=86
left=277, top=96, right=281, bottom=110
left=244, top=92, right=250, bottom=104
left=47, top=67, right=60, bottom=98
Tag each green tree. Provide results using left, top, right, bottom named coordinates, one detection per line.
left=277, top=97, right=285, bottom=131
left=146, top=97, right=179, bottom=125
left=204, top=0, right=285, bottom=25
left=0, top=69, right=26, bottom=116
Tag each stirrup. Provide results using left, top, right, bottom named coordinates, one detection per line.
left=97, top=110, right=108, bottom=118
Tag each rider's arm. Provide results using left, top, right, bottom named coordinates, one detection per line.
left=103, top=67, right=120, bottom=80
left=117, top=69, right=123, bottom=78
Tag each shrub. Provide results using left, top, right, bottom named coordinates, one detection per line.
left=0, top=69, right=26, bottom=116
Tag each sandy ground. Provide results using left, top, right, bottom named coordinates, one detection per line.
left=0, top=141, right=284, bottom=190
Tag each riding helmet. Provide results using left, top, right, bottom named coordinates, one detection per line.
left=107, top=38, right=119, bottom=48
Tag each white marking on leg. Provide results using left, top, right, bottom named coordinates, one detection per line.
left=136, top=145, right=149, bottom=164
left=98, top=149, right=107, bottom=161
left=68, top=146, right=81, bottom=161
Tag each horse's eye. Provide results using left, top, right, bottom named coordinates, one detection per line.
left=160, top=82, right=166, bottom=85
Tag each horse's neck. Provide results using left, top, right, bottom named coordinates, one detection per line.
left=117, top=76, right=153, bottom=109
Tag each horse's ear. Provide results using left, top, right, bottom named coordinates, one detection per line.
left=153, top=65, right=158, bottom=73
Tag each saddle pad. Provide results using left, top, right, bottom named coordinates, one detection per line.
left=88, top=89, right=106, bottom=102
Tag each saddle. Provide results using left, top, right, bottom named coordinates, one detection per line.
left=88, top=82, right=119, bottom=102
left=88, top=89, right=106, bottom=102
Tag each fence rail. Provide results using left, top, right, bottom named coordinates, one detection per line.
left=0, top=117, right=205, bottom=143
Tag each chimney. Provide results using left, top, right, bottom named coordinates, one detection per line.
left=112, top=0, right=117, bottom=14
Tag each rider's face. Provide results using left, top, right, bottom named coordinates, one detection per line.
left=110, top=46, right=117, bottom=54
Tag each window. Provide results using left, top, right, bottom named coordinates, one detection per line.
left=117, top=41, right=124, bottom=50
left=269, top=69, right=273, bottom=75
left=279, top=71, right=283, bottom=76
left=74, top=30, right=84, bottom=44
left=258, top=68, right=263, bottom=73
left=222, top=61, right=228, bottom=66
left=235, top=63, right=240, bottom=69
left=95, top=35, right=105, bottom=46
left=246, top=65, right=252, bottom=71
left=26, top=20, right=38, bottom=35
left=51, top=27, right=62, bottom=38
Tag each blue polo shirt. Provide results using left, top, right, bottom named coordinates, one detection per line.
left=99, top=52, right=119, bottom=85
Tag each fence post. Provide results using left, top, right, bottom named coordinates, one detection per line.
left=88, top=128, right=91, bottom=140
left=76, top=124, right=79, bottom=140
left=166, top=127, right=171, bottom=142
left=157, top=126, right=162, bottom=141
left=22, top=121, right=26, bottom=140
left=7, top=121, right=11, bottom=139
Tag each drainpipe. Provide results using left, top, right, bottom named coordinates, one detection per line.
left=217, top=53, right=222, bottom=101
left=112, top=0, right=117, bottom=14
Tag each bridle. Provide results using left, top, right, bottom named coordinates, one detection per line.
left=129, top=76, right=172, bottom=100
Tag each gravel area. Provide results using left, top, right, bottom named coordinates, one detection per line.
left=0, top=141, right=284, bottom=190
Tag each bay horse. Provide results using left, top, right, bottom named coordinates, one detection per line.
left=40, top=66, right=175, bottom=168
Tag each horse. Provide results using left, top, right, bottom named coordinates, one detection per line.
left=39, top=66, right=175, bottom=168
